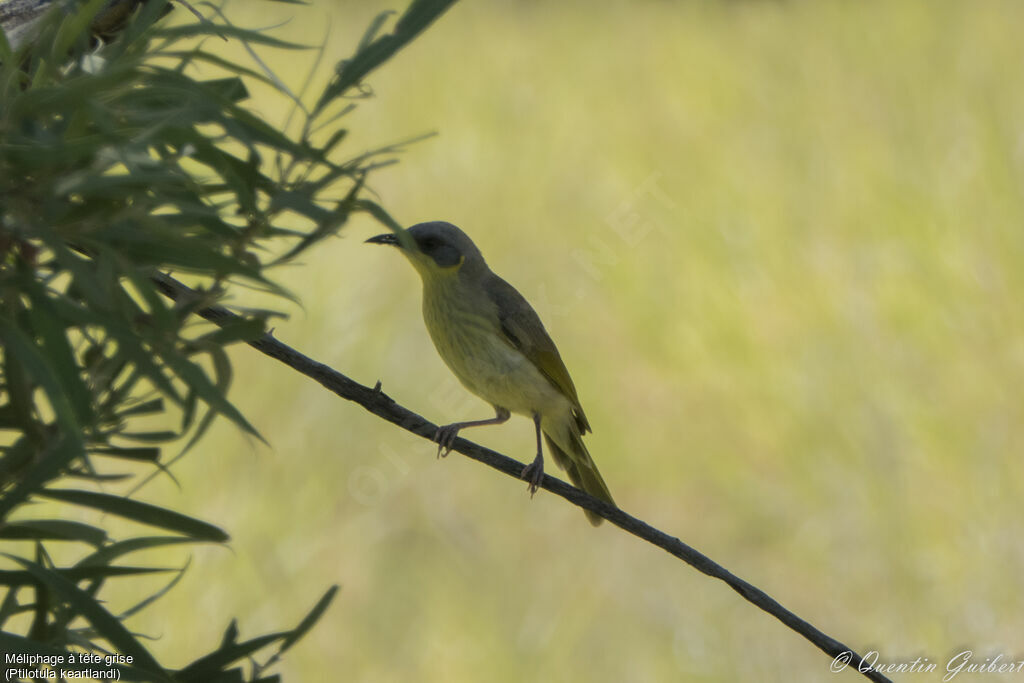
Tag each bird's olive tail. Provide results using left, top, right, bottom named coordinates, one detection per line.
left=543, top=433, right=614, bottom=526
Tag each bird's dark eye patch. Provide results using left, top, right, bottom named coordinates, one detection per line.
left=416, top=235, right=460, bottom=267
left=432, top=244, right=461, bottom=267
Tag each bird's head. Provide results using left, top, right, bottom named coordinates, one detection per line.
left=366, top=221, right=486, bottom=281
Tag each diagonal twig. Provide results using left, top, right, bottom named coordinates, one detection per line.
left=152, top=272, right=891, bottom=683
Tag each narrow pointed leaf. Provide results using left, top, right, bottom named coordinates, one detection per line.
left=89, top=446, right=161, bottom=462
left=36, top=489, right=229, bottom=542
left=0, top=520, right=107, bottom=546
left=279, top=584, right=339, bottom=654
left=177, top=633, right=286, bottom=681
left=0, top=565, right=171, bottom=586
left=76, top=536, right=207, bottom=568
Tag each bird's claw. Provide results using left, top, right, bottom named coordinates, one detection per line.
left=434, top=424, right=460, bottom=458
left=520, top=457, right=544, bottom=497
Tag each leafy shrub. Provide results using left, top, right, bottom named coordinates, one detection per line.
left=0, top=0, right=454, bottom=678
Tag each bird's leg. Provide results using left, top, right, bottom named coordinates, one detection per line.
left=434, top=406, right=510, bottom=457
left=520, top=413, right=545, bottom=496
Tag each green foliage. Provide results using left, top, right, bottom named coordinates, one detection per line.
left=0, top=0, right=455, bottom=678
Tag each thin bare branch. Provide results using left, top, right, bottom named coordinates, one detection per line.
left=152, top=271, right=892, bottom=683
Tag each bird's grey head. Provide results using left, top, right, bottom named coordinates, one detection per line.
left=367, top=221, right=487, bottom=274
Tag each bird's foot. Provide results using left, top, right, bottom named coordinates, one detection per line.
left=434, top=423, right=461, bottom=458
left=520, top=453, right=544, bottom=497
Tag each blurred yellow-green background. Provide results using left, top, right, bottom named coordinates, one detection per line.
left=37, top=0, right=1024, bottom=680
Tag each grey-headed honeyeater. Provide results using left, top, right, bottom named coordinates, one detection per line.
left=367, top=221, right=614, bottom=525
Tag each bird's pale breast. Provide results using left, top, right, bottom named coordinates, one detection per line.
left=421, top=278, right=570, bottom=419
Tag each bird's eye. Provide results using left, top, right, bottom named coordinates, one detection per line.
left=421, top=238, right=439, bottom=251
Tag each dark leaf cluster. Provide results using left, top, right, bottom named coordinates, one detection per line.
left=0, top=0, right=455, bottom=678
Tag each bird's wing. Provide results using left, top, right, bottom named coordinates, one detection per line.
left=485, top=274, right=592, bottom=434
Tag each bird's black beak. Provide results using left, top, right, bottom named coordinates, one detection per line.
left=366, top=233, right=400, bottom=246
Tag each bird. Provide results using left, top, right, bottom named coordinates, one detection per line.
left=367, top=221, right=614, bottom=525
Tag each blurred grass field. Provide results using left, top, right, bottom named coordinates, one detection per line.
left=86, top=0, right=1024, bottom=680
